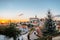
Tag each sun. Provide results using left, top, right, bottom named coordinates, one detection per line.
left=1, top=20, right=6, bottom=24
left=0, top=20, right=8, bottom=24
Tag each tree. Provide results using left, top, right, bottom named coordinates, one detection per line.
left=4, top=23, right=21, bottom=40
left=42, top=10, right=58, bottom=40
left=35, top=10, right=59, bottom=40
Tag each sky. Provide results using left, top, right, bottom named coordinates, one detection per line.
left=0, top=0, right=60, bottom=19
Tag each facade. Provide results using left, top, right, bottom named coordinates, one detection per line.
left=29, top=15, right=40, bottom=26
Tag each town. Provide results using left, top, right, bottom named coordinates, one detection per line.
left=0, top=10, right=60, bottom=40
left=0, top=0, right=60, bottom=40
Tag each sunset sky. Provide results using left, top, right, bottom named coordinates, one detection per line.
left=0, top=0, right=60, bottom=19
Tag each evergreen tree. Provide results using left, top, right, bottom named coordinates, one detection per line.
left=43, top=10, right=57, bottom=40
left=4, top=23, right=21, bottom=40
left=35, top=10, right=59, bottom=40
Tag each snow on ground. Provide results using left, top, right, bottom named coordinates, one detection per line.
left=52, top=36, right=60, bottom=40
left=0, top=35, right=60, bottom=40
left=0, top=35, right=5, bottom=40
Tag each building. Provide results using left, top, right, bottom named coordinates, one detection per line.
left=29, top=15, right=40, bottom=26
